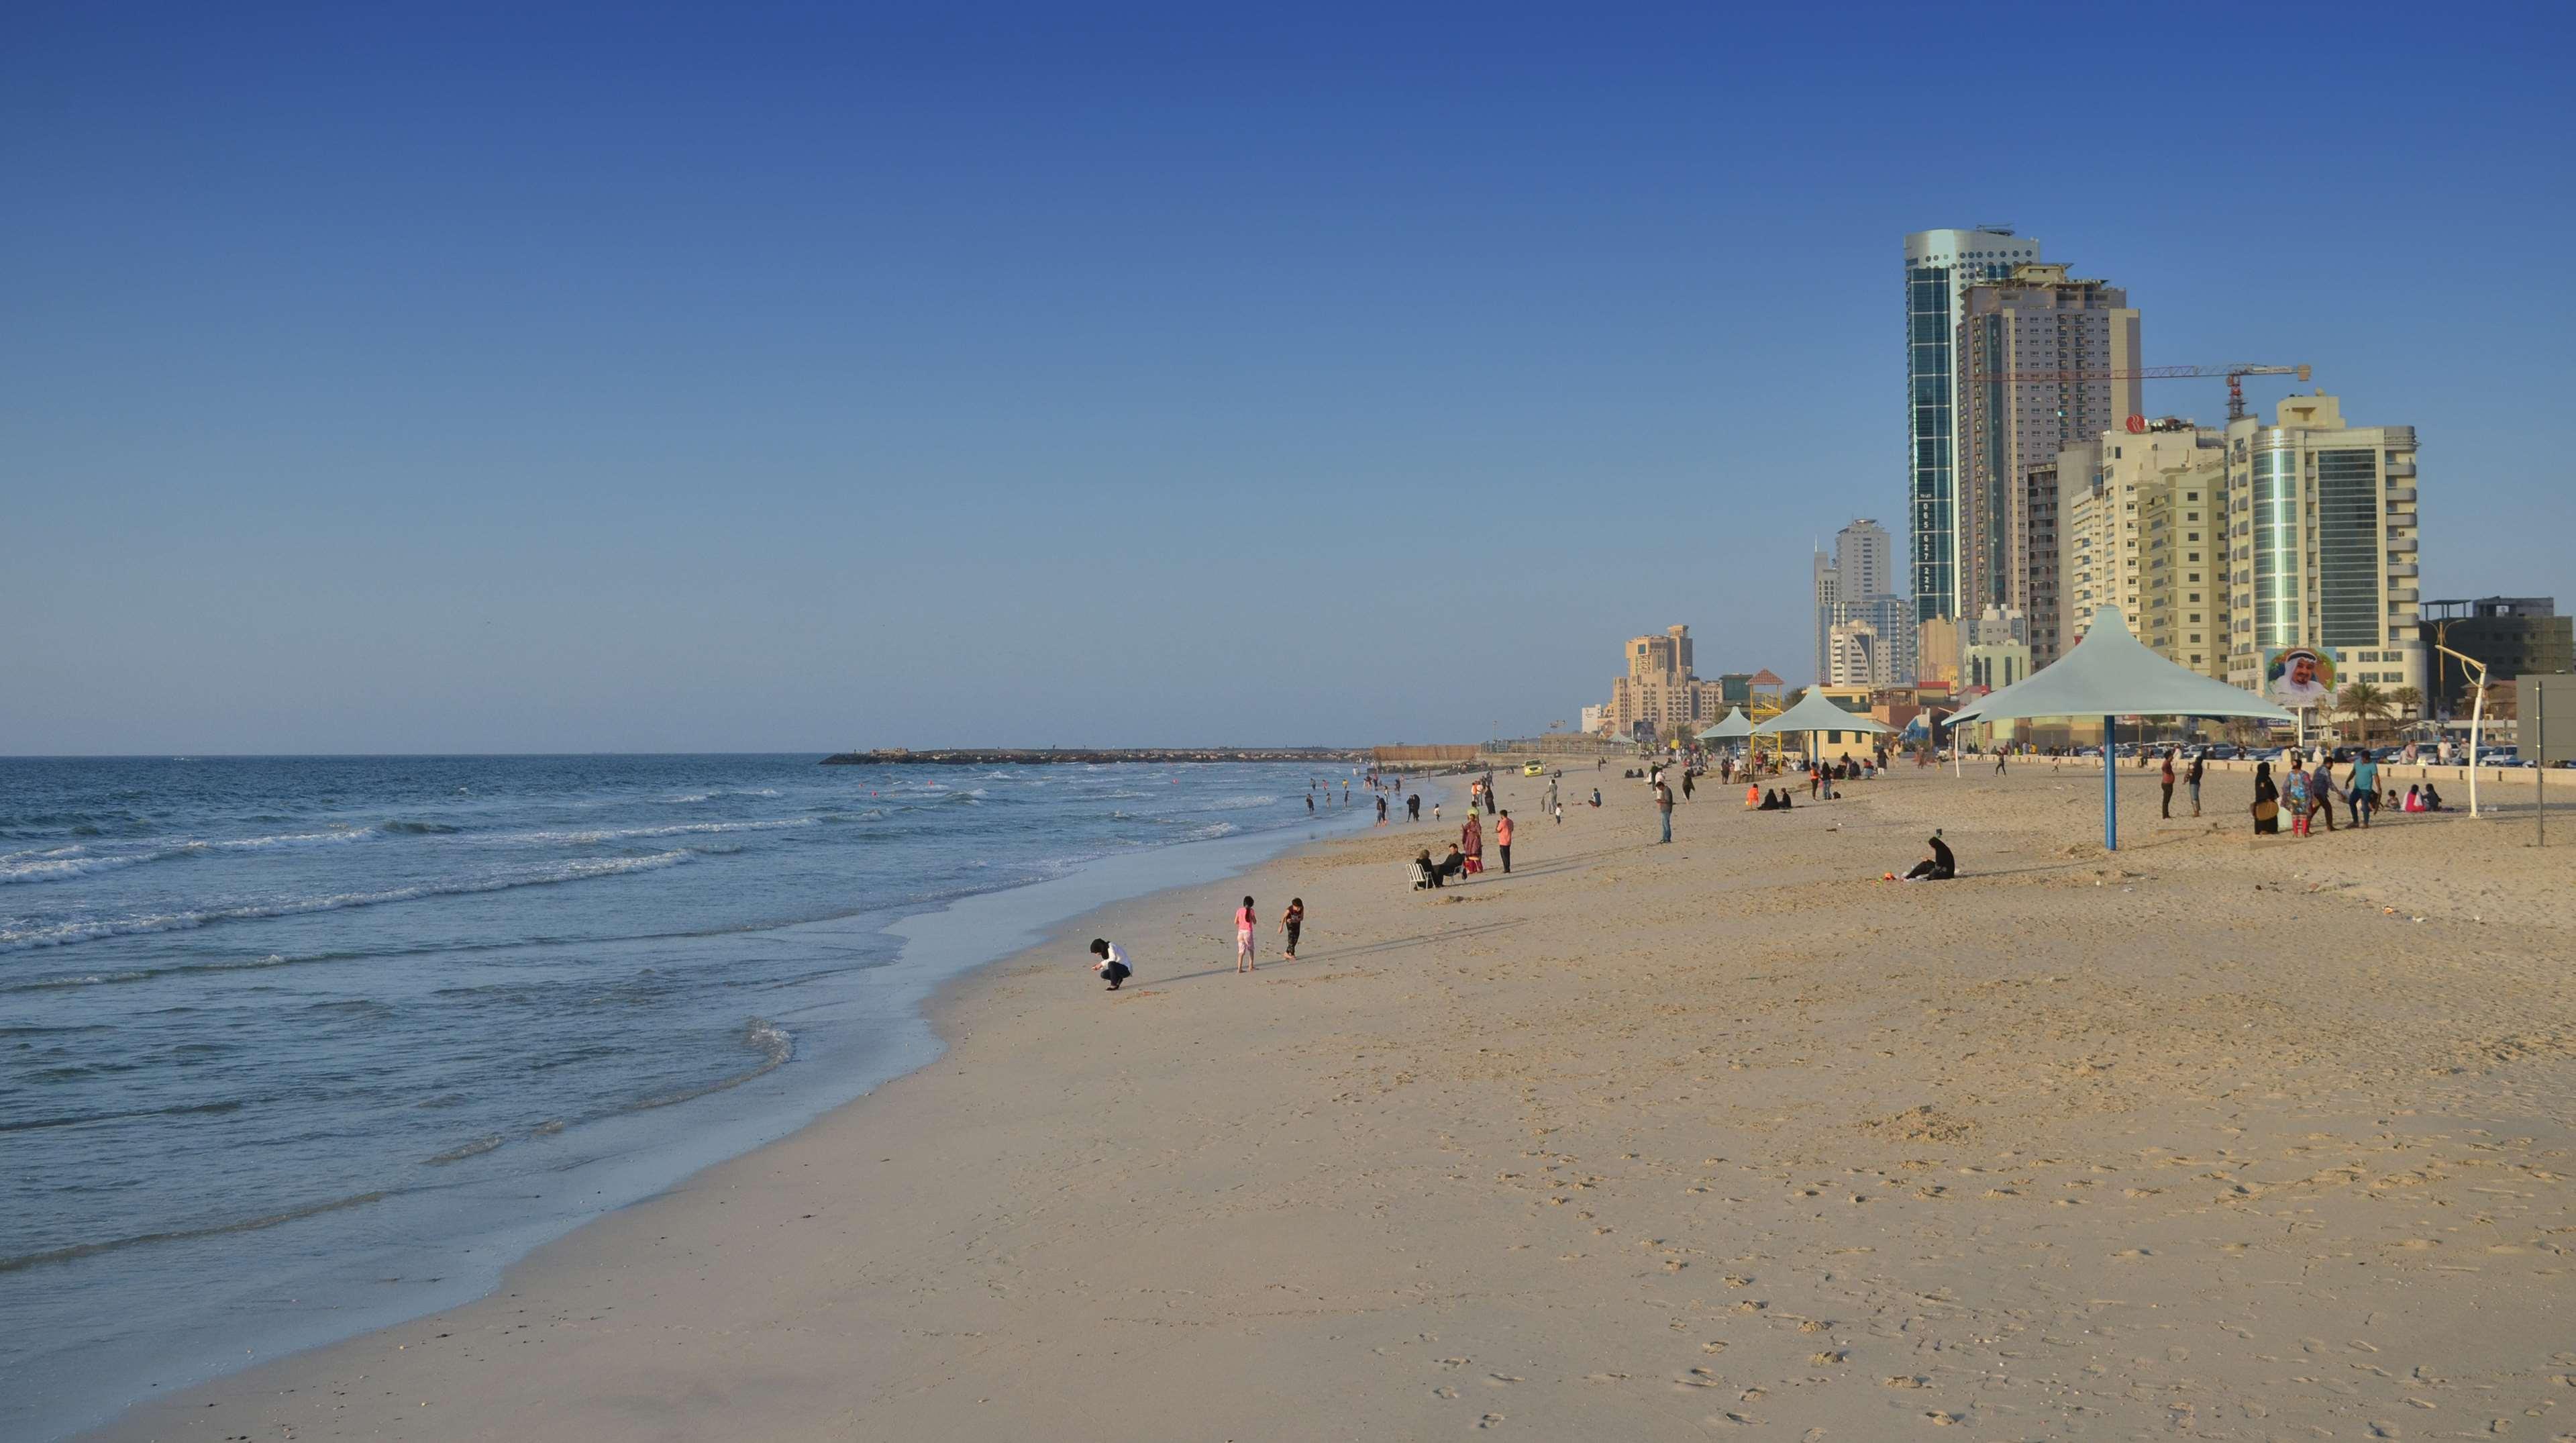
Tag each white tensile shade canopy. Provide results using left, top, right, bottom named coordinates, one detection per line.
left=1947, top=606, right=2294, bottom=850
left=1697, top=707, right=1755, bottom=741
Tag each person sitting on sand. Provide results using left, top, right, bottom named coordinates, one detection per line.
left=2422, top=782, right=2444, bottom=811
left=1088, top=938, right=1131, bottom=990
left=2403, top=783, right=2424, bottom=813
left=1899, top=832, right=1956, bottom=882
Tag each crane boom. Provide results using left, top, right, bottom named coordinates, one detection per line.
left=1961, top=362, right=2313, bottom=421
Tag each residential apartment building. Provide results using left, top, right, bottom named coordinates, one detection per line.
left=1602, top=624, right=1733, bottom=740
left=2222, top=393, right=2424, bottom=698
left=1914, top=614, right=1962, bottom=687
left=2057, top=422, right=2226, bottom=678
left=1955, top=264, right=2142, bottom=654
left=1905, top=227, right=2043, bottom=628
left=1961, top=605, right=2032, bottom=693
left=1813, top=517, right=1914, bottom=687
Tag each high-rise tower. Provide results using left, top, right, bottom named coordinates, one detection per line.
left=1905, top=228, right=2043, bottom=629
left=1955, top=262, right=2141, bottom=665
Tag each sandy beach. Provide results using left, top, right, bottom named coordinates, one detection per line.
left=88, top=762, right=2576, bottom=1441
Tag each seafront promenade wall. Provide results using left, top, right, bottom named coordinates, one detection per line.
left=1372, top=746, right=1483, bottom=765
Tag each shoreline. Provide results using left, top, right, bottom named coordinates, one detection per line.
left=32, top=781, right=1395, bottom=1443
left=81, top=762, right=2576, bottom=1440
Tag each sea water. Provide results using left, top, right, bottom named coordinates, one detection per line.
left=0, top=754, right=1380, bottom=1438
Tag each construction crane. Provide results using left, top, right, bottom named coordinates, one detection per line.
left=1962, top=362, right=2312, bottom=421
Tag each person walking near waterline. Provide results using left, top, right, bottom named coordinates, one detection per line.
left=1496, top=811, right=1514, bottom=873
left=1235, top=897, right=1258, bottom=974
left=1375, top=793, right=1388, bottom=826
left=1406, top=793, right=1420, bottom=822
left=1280, top=898, right=1303, bottom=961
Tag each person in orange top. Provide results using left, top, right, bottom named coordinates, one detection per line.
left=1495, top=810, right=1514, bottom=874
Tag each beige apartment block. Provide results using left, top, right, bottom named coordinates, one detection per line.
left=2223, top=393, right=2424, bottom=699
left=1955, top=263, right=2142, bottom=662
left=1603, top=624, right=1730, bottom=738
left=1915, top=614, right=1961, bottom=687
left=2058, top=423, right=2226, bottom=678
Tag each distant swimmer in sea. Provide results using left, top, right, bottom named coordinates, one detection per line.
left=1894, top=832, right=1956, bottom=882
left=1235, top=896, right=1258, bottom=974
left=1280, top=897, right=1303, bottom=960
left=1088, top=938, right=1131, bottom=990
left=1306, top=793, right=1315, bottom=814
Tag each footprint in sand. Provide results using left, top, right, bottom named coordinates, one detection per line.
left=1478, top=1413, right=1506, bottom=1429
left=1485, top=1374, right=1521, bottom=1386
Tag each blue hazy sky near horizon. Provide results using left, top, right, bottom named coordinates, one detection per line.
left=5, top=3, right=2571, bottom=754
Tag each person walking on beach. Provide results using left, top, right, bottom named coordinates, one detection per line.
left=1433, top=799, right=1442, bottom=822
left=1235, top=897, right=1258, bottom=974
left=2310, top=755, right=2338, bottom=832
left=2159, top=749, right=2176, bottom=818
left=1653, top=777, right=1675, bottom=844
left=2349, top=752, right=2379, bottom=828
left=1680, top=770, right=1694, bottom=803
left=1375, top=793, right=1388, bottom=826
left=1461, top=812, right=1483, bottom=875
left=1553, top=799, right=1563, bottom=825
left=1994, top=749, right=2008, bottom=776
left=1279, top=897, right=1303, bottom=961
left=2252, top=761, right=2281, bottom=835
left=2185, top=751, right=2204, bottom=817
left=1406, top=793, right=1421, bottom=822
left=2285, top=764, right=2312, bottom=837
left=1088, top=938, right=1131, bottom=991
left=1495, top=810, right=1514, bottom=873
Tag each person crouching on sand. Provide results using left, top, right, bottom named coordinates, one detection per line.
left=1089, top=938, right=1131, bottom=990
left=1235, top=896, right=1257, bottom=973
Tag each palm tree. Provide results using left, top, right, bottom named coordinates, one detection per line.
left=2387, top=685, right=2423, bottom=726
left=2336, top=681, right=2392, bottom=747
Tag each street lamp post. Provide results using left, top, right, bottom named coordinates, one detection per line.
left=2429, top=641, right=2489, bottom=818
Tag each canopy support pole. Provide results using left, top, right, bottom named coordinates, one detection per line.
left=2104, top=715, right=2118, bottom=851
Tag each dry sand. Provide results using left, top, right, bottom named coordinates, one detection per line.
left=89, top=762, right=2576, bottom=1441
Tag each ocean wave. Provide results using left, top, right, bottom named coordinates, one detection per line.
left=622, top=1018, right=794, bottom=1112
left=1201, top=794, right=1280, bottom=811
left=0, top=1188, right=391, bottom=1276
left=378, top=819, right=462, bottom=835
left=0, top=852, right=692, bottom=953
left=489, top=818, right=817, bottom=845
left=0, top=852, right=151, bottom=884
left=423, top=1134, right=505, bottom=1165
left=0, top=952, right=331, bottom=995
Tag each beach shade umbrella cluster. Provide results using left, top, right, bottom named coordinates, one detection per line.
left=1696, top=708, right=1755, bottom=744
left=1947, top=606, right=2294, bottom=850
left=1751, top=689, right=1891, bottom=763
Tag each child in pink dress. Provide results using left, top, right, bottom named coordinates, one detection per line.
left=1235, top=896, right=1257, bottom=974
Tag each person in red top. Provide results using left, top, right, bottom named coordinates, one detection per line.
left=1461, top=813, right=1483, bottom=875
left=1495, top=810, right=1514, bottom=874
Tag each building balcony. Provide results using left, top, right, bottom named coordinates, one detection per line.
left=2388, top=587, right=2420, bottom=603
left=2385, top=486, right=2418, bottom=504
left=2387, top=562, right=2418, bottom=578
left=2388, top=533, right=2418, bottom=552
left=2386, top=459, right=2416, bottom=478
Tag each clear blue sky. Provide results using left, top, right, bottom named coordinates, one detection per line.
left=5, top=2, right=2570, bottom=753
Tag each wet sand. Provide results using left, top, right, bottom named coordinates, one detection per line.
left=89, top=762, right=2576, bottom=1440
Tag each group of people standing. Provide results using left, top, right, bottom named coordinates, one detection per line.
left=2247, top=748, right=2437, bottom=836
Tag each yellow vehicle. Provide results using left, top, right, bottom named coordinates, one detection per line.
left=1521, top=761, right=1546, bottom=776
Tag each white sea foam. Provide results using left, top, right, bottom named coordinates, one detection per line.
left=0, top=853, right=151, bottom=884
left=491, top=819, right=817, bottom=845
left=0, top=851, right=692, bottom=952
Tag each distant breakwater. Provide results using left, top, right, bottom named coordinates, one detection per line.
left=821, top=748, right=1368, bottom=766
